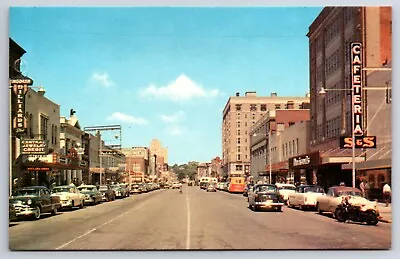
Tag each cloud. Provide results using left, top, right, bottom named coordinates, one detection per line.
left=91, top=72, right=115, bottom=87
left=160, top=111, right=185, bottom=123
left=107, top=112, right=148, bottom=125
left=140, top=74, right=220, bottom=101
left=165, top=125, right=185, bottom=136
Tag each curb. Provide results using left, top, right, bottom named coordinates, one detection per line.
left=378, top=216, right=392, bottom=223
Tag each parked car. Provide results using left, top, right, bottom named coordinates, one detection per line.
left=316, top=186, right=379, bottom=216
left=206, top=182, right=217, bottom=192
left=130, top=184, right=142, bottom=194
left=77, top=185, right=102, bottom=205
left=248, top=184, right=285, bottom=212
left=276, top=183, right=296, bottom=204
left=10, top=186, right=61, bottom=220
left=172, top=182, right=182, bottom=189
left=243, top=183, right=254, bottom=197
left=287, top=185, right=325, bottom=210
left=111, top=185, right=129, bottom=198
left=139, top=183, right=148, bottom=193
left=51, top=184, right=85, bottom=210
left=119, top=183, right=130, bottom=194
left=223, top=182, right=230, bottom=192
left=98, top=185, right=116, bottom=202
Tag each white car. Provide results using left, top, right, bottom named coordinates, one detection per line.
left=316, top=186, right=378, bottom=215
left=276, top=183, right=296, bottom=203
left=287, top=185, right=325, bottom=210
left=51, top=184, right=85, bottom=210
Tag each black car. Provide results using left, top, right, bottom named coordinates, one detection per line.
left=10, top=186, right=61, bottom=220
left=248, top=184, right=285, bottom=212
left=98, top=185, right=116, bottom=202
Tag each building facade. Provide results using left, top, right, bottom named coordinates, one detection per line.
left=222, top=91, right=310, bottom=179
left=307, top=6, right=392, bottom=191
left=121, top=147, right=150, bottom=183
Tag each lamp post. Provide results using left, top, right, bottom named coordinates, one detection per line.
left=319, top=82, right=391, bottom=188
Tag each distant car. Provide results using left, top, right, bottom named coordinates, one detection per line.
left=130, top=184, right=142, bottom=194
left=316, top=186, right=378, bottom=216
left=99, top=185, right=116, bottom=202
left=111, top=185, right=129, bottom=198
left=51, top=184, right=85, bottom=210
left=243, top=183, right=254, bottom=197
left=78, top=185, right=102, bottom=205
left=206, top=182, right=217, bottom=192
left=10, top=186, right=61, bottom=220
left=248, top=184, right=284, bottom=212
left=287, top=185, right=325, bottom=210
left=172, top=183, right=182, bottom=189
left=275, top=183, right=296, bottom=203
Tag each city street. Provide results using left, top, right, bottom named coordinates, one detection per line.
left=9, top=185, right=391, bottom=250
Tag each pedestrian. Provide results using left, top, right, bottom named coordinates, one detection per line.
left=339, top=182, right=345, bottom=187
left=364, top=182, right=371, bottom=200
left=383, top=182, right=391, bottom=207
left=359, top=181, right=365, bottom=197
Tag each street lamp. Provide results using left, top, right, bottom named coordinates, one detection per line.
left=318, top=82, right=392, bottom=188
left=252, top=131, right=272, bottom=184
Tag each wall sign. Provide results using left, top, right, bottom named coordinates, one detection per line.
left=10, top=78, right=33, bottom=135
left=21, top=139, right=49, bottom=155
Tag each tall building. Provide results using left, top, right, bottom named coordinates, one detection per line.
left=222, top=91, right=310, bottom=178
left=149, top=139, right=168, bottom=181
left=307, top=7, right=392, bottom=191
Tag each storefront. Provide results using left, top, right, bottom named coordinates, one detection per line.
left=262, top=161, right=288, bottom=184
left=288, top=151, right=320, bottom=185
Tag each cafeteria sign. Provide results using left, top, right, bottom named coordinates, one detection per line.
left=21, top=139, right=49, bottom=155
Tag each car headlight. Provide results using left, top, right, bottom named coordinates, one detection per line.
left=27, top=199, right=32, bottom=205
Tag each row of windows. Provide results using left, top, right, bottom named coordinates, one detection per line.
left=325, top=49, right=340, bottom=77
left=325, top=18, right=341, bottom=44
left=237, top=137, right=248, bottom=144
left=282, top=138, right=300, bottom=158
left=327, top=116, right=342, bottom=138
left=25, top=113, right=58, bottom=146
left=236, top=104, right=267, bottom=112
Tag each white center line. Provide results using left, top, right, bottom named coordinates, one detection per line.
left=186, top=195, right=191, bottom=250
left=55, top=201, right=148, bottom=250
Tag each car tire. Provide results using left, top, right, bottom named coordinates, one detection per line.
left=277, top=206, right=283, bottom=212
left=299, top=204, right=303, bottom=211
left=80, top=201, right=84, bottom=209
left=51, top=206, right=57, bottom=216
left=287, top=200, right=292, bottom=208
left=317, top=203, right=323, bottom=214
left=33, top=206, right=41, bottom=220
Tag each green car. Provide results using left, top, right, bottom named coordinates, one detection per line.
left=77, top=185, right=102, bottom=205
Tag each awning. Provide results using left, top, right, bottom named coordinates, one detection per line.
left=342, top=158, right=391, bottom=170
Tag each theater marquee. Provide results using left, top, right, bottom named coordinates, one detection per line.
left=10, top=78, right=33, bottom=135
left=340, top=42, right=376, bottom=149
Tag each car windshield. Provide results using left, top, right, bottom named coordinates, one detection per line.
left=78, top=187, right=97, bottom=192
left=12, top=189, right=39, bottom=197
left=99, top=186, right=108, bottom=191
left=256, top=185, right=277, bottom=193
left=52, top=187, right=71, bottom=193
left=304, top=186, right=325, bottom=193
left=278, top=186, right=296, bottom=190
left=336, top=190, right=363, bottom=197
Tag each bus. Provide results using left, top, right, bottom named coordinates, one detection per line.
left=228, top=172, right=245, bottom=193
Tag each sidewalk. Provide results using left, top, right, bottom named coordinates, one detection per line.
left=375, top=202, right=392, bottom=223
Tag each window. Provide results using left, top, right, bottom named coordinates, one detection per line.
left=237, top=138, right=241, bottom=144
left=237, top=121, right=241, bottom=128
left=275, top=104, right=281, bottom=109
left=236, top=104, right=242, bottom=111
left=287, top=101, right=294, bottom=109
left=40, top=115, right=49, bottom=140
left=289, top=122, right=295, bottom=127
left=237, top=155, right=241, bottom=161
left=237, top=146, right=241, bottom=152
left=54, top=126, right=57, bottom=145
left=261, top=104, right=267, bottom=111
left=250, top=104, right=257, bottom=111
left=277, top=123, right=285, bottom=131
left=237, top=130, right=241, bottom=136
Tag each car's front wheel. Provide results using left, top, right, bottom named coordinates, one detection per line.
left=33, top=206, right=41, bottom=220
left=51, top=206, right=57, bottom=216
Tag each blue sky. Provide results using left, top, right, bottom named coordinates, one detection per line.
left=9, top=7, right=323, bottom=165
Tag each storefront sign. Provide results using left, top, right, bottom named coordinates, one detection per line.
left=289, top=152, right=320, bottom=169
left=21, top=139, right=49, bottom=155
left=340, top=136, right=377, bottom=149
left=26, top=154, right=54, bottom=163
left=293, top=156, right=311, bottom=167
left=10, top=78, right=33, bottom=135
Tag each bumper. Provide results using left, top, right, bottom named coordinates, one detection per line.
left=60, top=200, right=74, bottom=207
left=255, top=201, right=284, bottom=208
left=84, top=197, right=95, bottom=203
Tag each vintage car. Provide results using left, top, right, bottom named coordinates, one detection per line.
left=172, top=182, right=182, bottom=189
left=51, top=184, right=85, bottom=210
left=243, top=183, right=254, bottom=197
left=99, top=185, right=116, bottom=202
left=10, top=186, right=61, bottom=220
left=118, top=183, right=130, bottom=194
left=287, top=185, right=325, bottom=210
left=130, top=184, right=142, bottom=194
left=77, top=185, right=102, bottom=205
left=206, top=182, right=217, bottom=192
left=275, top=183, right=296, bottom=203
left=248, top=184, right=285, bottom=212
left=9, top=202, right=17, bottom=222
left=316, top=186, right=379, bottom=215
left=111, top=184, right=129, bottom=198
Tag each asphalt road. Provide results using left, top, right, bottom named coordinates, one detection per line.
left=9, top=186, right=391, bottom=250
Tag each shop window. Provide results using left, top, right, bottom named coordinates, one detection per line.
left=377, top=174, right=385, bottom=188
left=261, top=104, right=267, bottom=111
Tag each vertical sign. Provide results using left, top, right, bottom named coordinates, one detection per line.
left=10, top=78, right=33, bottom=135
left=351, top=42, right=363, bottom=136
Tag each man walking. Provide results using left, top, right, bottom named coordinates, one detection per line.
left=364, top=182, right=371, bottom=200
left=359, top=180, right=365, bottom=197
left=383, top=182, right=391, bottom=207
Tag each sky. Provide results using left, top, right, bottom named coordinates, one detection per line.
left=9, top=7, right=323, bottom=165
